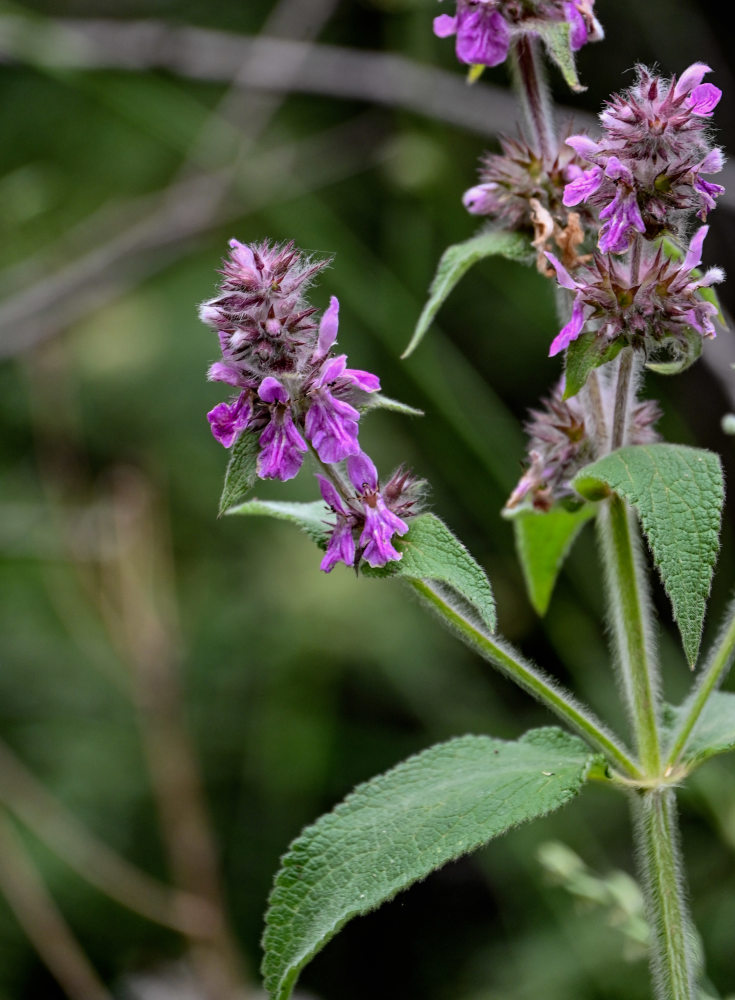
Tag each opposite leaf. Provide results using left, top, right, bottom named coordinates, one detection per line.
left=525, top=18, right=584, bottom=93
left=366, top=512, right=496, bottom=633
left=218, top=430, right=261, bottom=515
left=262, top=728, right=599, bottom=1000
left=564, top=331, right=624, bottom=399
left=404, top=230, right=530, bottom=358
left=227, top=499, right=331, bottom=547
left=664, top=691, right=735, bottom=769
left=573, top=444, right=724, bottom=666
left=511, top=504, right=596, bottom=615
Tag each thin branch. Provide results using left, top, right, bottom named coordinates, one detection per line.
left=0, top=810, right=115, bottom=1000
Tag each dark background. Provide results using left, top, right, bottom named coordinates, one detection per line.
left=1, top=1, right=734, bottom=997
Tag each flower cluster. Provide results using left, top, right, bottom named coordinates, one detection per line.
left=434, top=0, right=602, bottom=69
left=506, top=380, right=660, bottom=510
left=544, top=63, right=725, bottom=358
left=545, top=226, right=724, bottom=356
left=201, top=239, right=421, bottom=571
left=564, top=63, right=724, bottom=252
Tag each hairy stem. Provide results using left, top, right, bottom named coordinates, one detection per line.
left=511, top=36, right=556, bottom=165
left=409, top=579, right=641, bottom=777
left=666, top=593, right=735, bottom=768
left=611, top=346, right=635, bottom=451
left=631, top=790, right=696, bottom=999
left=598, top=496, right=661, bottom=775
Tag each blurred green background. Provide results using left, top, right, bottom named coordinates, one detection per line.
left=1, top=1, right=735, bottom=997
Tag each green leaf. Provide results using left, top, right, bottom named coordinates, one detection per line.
left=573, top=444, right=724, bottom=666
left=361, top=392, right=424, bottom=417
left=510, top=504, right=596, bottom=615
left=262, top=727, right=599, bottom=1000
left=664, top=692, right=735, bottom=768
left=404, top=230, right=530, bottom=358
left=365, top=513, right=496, bottom=633
left=564, top=332, right=624, bottom=399
left=218, top=431, right=260, bottom=515
left=226, top=498, right=330, bottom=546
left=526, top=19, right=584, bottom=93
left=645, top=326, right=702, bottom=376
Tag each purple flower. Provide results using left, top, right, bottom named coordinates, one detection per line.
left=347, top=453, right=409, bottom=568
left=207, top=391, right=254, bottom=448
left=434, top=3, right=510, bottom=67
left=562, top=64, right=724, bottom=247
left=305, top=354, right=380, bottom=463
left=257, top=377, right=307, bottom=481
left=316, top=476, right=357, bottom=573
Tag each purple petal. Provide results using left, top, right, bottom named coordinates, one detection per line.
left=313, top=296, right=340, bottom=361
left=455, top=8, right=510, bottom=67
left=544, top=252, right=579, bottom=292
left=257, top=410, right=307, bottom=481
left=688, top=83, right=722, bottom=116
left=598, top=190, right=644, bottom=253
left=305, top=392, right=361, bottom=463
left=462, top=182, right=499, bottom=215
left=347, top=451, right=379, bottom=494
left=699, top=148, right=724, bottom=173
left=358, top=499, right=408, bottom=568
left=208, top=361, right=241, bottom=386
left=604, top=156, right=634, bottom=184
left=321, top=518, right=356, bottom=573
left=316, top=474, right=350, bottom=515
left=564, top=2, right=588, bottom=50
left=549, top=296, right=586, bottom=357
left=315, top=355, right=347, bottom=388
left=563, top=165, right=603, bottom=206
left=565, top=134, right=601, bottom=160
left=343, top=368, right=380, bottom=392
left=258, top=376, right=289, bottom=405
left=674, top=63, right=711, bottom=99
left=207, top=392, right=253, bottom=448
left=682, top=226, right=708, bottom=273
left=433, top=13, right=457, bottom=38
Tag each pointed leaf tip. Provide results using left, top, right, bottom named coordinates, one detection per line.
left=572, top=444, right=724, bottom=666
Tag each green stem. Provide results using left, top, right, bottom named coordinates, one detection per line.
left=598, top=495, right=662, bottom=775
left=409, top=579, right=641, bottom=778
left=631, top=790, right=696, bottom=999
left=611, top=347, right=635, bottom=451
left=666, top=593, right=735, bottom=769
left=511, top=36, right=556, bottom=165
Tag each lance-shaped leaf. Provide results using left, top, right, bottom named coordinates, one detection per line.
left=664, top=692, right=735, bottom=769
left=564, top=331, right=624, bottom=399
left=218, top=430, right=260, bottom=515
left=262, top=727, right=599, bottom=1000
left=366, top=512, right=496, bottom=633
left=404, top=230, right=530, bottom=358
left=573, top=444, right=724, bottom=666
left=227, top=498, right=331, bottom=546
left=360, top=393, right=424, bottom=417
left=507, top=503, right=596, bottom=615
left=525, top=19, right=585, bottom=93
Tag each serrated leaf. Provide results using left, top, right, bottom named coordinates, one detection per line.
left=365, top=512, right=496, bottom=632
left=361, top=392, right=424, bottom=417
left=218, top=430, right=260, bottom=515
left=526, top=19, right=584, bottom=93
left=664, top=692, right=735, bottom=768
left=511, top=504, right=596, bottom=615
left=573, top=444, right=724, bottom=666
left=226, top=498, right=331, bottom=546
left=262, top=727, right=599, bottom=1000
left=564, top=332, right=624, bottom=399
left=404, top=230, right=530, bottom=358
